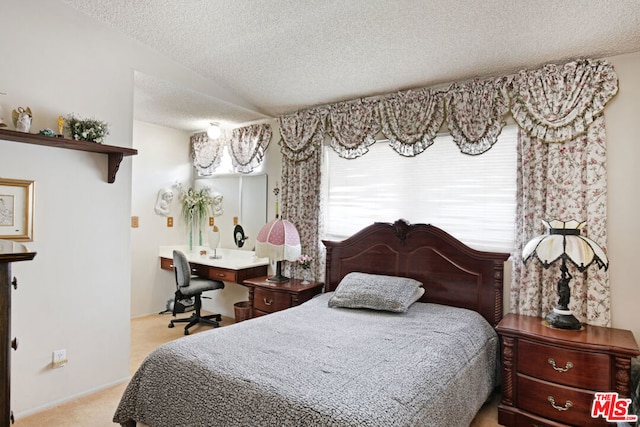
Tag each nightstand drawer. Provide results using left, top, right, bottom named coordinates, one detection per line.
left=518, top=339, right=611, bottom=390
left=517, top=374, right=607, bottom=426
left=254, top=288, right=290, bottom=313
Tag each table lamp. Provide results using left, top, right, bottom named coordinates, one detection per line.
left=522, top=219, right=609, bottom=330
left=255, top=218, right=301, bottom=282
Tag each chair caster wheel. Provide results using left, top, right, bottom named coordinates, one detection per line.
left=168, top=322, right=174, bottom=328
left=184, top=329, right=190, bottom=335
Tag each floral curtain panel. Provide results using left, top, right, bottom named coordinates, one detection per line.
left=512, top=118, right=610, bottom=325
left=228, top=123, right=272, bottom=173
left=191, top=132, right=224, bottom=176
left=445, top=78, right=510, bottom=155
left=278, top=108, right=326, bottom=280
left=510, top=59, right=617, bottom=327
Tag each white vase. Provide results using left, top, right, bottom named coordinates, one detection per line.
left=208, top=229, right=221, bottom=258
left=301, top=269, right=311, bottom=285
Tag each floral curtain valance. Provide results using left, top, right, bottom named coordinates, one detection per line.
left=228, top=123, right=272, bottom=173
left=379, top=89, right=444, bottom=157
left=445, top=77, right=510, bottom=155
left=327, top=99, right=380, bottom=159
left=510, top=59, right=618, bottom=143
left=191, top=132, right=224, bottom=176
left=279, top=108, right=326, bottom=162
left=276, top=58, right=618, bottom=161
left=191, top=123, right=272, bottom=175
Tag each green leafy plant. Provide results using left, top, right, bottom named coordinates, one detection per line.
left=65, top=114, right=110, bottom=143
left=178, top=185, right=221, bottom=227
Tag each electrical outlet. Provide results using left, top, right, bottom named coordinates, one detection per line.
left=52, top=349, right=68, bottom=368
left=131, top=216, right=139, bottom=228
left=167, top=216, right=173, bottom=227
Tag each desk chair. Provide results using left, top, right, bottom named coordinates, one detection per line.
left=168, top=250, right=224, bottom=335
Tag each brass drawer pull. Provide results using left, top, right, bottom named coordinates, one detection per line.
left=215, top=273, right=226, bottom=277
left=548, top=358, right=573, bottom=372
left=547, top=395, right=572, bottom=411
left=263, top=298, right=274, bottom=306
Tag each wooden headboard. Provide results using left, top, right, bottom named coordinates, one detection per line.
left=322, top=219, right=510, bottom=326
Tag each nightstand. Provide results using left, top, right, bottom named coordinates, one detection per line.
left=242, top=277, right=324, bottom=318
left=496, top=313, right=639, bottom=426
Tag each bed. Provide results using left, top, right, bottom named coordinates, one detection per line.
left=114, top=219, right=510, bottom=426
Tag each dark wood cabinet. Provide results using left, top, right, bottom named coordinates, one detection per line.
left=1, top=243, right=36, bottom=426
left=242, top=277, right=323, bottom=318
left=496, top=313, right=639, bottom=427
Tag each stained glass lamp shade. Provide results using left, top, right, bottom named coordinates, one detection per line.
left=523, top=219, right=609, bottom=330
left=255, top=218, right=301, bottom=282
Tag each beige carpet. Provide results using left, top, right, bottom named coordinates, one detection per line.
left=15, top=313, right=501, bottom=426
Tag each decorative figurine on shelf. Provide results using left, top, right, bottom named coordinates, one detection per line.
left=12, top=107, right=32, bottom=133
left=38, top=129, right=56, bottom=137
left=57, top=115, right=64, bottom=137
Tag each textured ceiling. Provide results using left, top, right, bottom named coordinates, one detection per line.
left=63, top=0, right=640, bottom=132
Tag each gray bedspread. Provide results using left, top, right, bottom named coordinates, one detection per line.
left=114, top=293, right=498, bottom=427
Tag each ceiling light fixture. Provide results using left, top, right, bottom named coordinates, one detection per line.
left=207, top=122, right=221, bottom=139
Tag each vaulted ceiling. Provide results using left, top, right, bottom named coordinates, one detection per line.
left=63, top=0, right=640, bottom=132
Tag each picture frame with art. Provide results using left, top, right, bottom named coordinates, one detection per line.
left=0, top=178, right=34, bottom=241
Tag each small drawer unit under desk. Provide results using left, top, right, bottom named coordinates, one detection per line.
left=496, top=313, right=639, bottom=427
left=242, top=277, right=323, bottom=318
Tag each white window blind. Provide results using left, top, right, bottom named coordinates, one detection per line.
left=323, top=125, right=518, bottom=252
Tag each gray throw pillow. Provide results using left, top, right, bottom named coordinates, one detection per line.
left=328, top=272, right=424, bottom=312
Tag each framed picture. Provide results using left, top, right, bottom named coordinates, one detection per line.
left=0, top=178, right=34, bottom=241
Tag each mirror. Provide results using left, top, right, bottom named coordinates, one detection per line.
left=195, top=174, right=267, bottom=250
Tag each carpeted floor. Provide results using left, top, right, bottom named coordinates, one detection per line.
left=14, top=312, right=501, bottom=426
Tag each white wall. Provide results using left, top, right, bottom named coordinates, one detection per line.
left=1, top=2, right=133, bottom=416
left=130, top=121, right=192, bottom=317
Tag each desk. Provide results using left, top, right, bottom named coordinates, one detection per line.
left=159, top=246, right=269, bottom=284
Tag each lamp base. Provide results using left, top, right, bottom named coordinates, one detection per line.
left=267, top=260, right=289, bottom=283
left=545, top=308, right=582, bottom=330
left=267, top=273, right=290, bottom=282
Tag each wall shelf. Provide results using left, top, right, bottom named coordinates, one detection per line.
left=0, top=128, right=138, bottom=183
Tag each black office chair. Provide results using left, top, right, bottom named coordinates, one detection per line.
left=168, top=250, right=225, bottom=335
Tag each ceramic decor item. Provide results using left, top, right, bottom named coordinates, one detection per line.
left=12, top=107, right=32, bottom=133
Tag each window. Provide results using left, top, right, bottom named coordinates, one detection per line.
left=323, top=126, right=518, bottom=252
